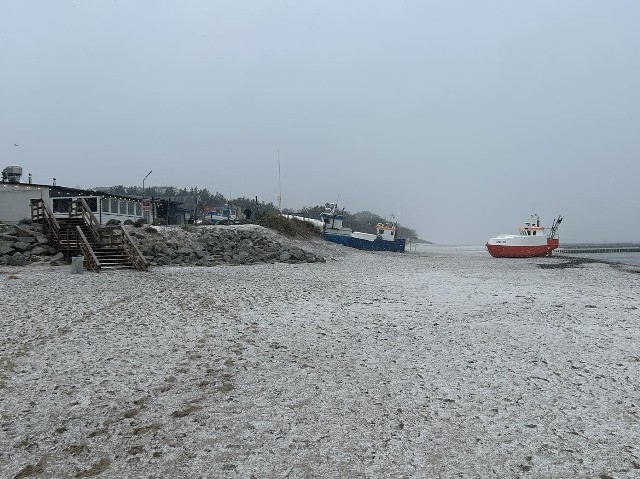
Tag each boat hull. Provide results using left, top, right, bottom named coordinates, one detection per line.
left=350, top=236, right=406, bottom=252
left=323, top=232, right=352, bottom=247
left=324, top=232, right=406, bottom=252
left=486, top=238, right=559, bottom=258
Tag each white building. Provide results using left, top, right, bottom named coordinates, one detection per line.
left=1, top=165, right=145, bottom=225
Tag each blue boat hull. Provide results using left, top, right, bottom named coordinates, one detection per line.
left=323, top=232, right=352, bottom=247
left=324, top=233, right=406, bottom=252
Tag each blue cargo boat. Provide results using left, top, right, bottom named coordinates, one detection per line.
left=320, top=203, right=406, bottom=252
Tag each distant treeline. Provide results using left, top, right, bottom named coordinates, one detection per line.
left=103, top=185, right=420, bottom=240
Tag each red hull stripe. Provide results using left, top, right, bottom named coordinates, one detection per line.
left=486, top=239, right=559, bottom=258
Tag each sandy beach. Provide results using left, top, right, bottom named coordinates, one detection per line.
left=1, top=241, right=639, bottom=478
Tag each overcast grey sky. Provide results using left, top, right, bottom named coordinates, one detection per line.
left=2, top=1, right=639, bottom=244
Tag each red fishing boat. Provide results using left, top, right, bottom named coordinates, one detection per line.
left=486, top=214, right=563, bottom=258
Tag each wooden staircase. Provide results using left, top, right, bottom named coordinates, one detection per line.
left=31, top=198, right=149, bottom=272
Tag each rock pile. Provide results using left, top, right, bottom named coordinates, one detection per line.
left=129, top=224, right=325, bottom=266
left=0, top=222, right=326, bottom=268
left=0, top=222, right=64, bottom=266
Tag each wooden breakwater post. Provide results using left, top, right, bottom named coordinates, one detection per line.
left=556, top=246, right=640, bottom=254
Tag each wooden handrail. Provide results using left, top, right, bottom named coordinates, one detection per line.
left=73, top=198, right=101, bottom=244
left=120, top=226, right=149, bottom=271
left=31, top=199, right=62, bottom=243
left=75, top=226, right=101, bottom=272
left=31, top=198, right=148, bottom=272
left=78, top=197, right=100, bottom=228
left=96, top=225, right=148, bottom=271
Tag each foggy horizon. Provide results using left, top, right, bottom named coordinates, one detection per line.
left=2, top=1, right=639, bottom=244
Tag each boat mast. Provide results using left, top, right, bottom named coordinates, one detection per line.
left=390, top=213, right=401, bottom=239
left=548, top=215, right=563, bottom=238
left=277, top=150, right=282, bottom=213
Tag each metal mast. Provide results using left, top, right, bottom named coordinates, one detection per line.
left=278, top=149, right=282, bottom=213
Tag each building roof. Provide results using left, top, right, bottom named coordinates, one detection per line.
left=0, top=181, right=189, bottom=207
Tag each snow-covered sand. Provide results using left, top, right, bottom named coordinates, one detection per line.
left=2, top=243, right=639, bottom=478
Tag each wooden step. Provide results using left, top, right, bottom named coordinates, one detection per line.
left=43, top=214, right=147, bottom=271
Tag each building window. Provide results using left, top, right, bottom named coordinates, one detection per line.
left=102, top=198, right=110, bottom=213
left=127, top=201, right=134, bottom=215
left=85, top=197, right=98, bottom=212
left=119, top=201, right=126, bottom=214
left=110, top=198, right=118, bottom=213
left=52, top=198, right=72, bottom=213
left=135, top=203, right=141, bottom=216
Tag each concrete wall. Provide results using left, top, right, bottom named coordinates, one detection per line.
left=0, top=184, right=50, bottom=223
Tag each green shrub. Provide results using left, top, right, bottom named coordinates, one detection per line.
left=124, top=219, right=135, bottom=225
left=258, top=214, right=321, bottom=238
left=106, top=219, right=121, bottom=225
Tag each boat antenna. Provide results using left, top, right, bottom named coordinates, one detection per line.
left=277, top=149, right=282, bottom=213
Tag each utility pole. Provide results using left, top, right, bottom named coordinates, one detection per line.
left=142, top=170, right=153, bottom=195
left=142, top=170, right=153, bottom=223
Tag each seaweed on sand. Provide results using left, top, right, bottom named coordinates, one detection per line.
left=538, top=256, right=602, bottom=269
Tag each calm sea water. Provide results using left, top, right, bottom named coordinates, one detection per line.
left=563, top=252, right=640, bottom=266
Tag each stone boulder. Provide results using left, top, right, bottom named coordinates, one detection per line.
left=0, top=222, right=60, bottom=266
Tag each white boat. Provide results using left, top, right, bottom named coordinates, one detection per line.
left=205, top=205, right=236, bottom=224
left=486, top=214, right=563, bottom=258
